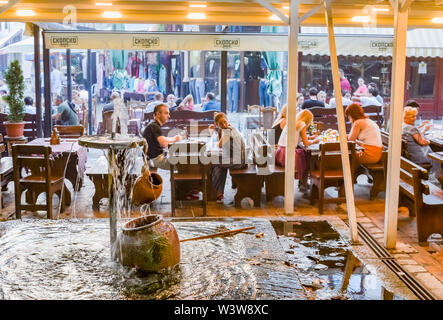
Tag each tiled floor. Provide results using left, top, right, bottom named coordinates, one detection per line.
left=1, top=147, right=442, bottom=299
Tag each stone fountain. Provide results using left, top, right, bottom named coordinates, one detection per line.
left=78, top=110, right=179, bottom=272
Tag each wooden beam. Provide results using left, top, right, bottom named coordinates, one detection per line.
left=33, top=23, right=42, bottom=138
left=254, top=0, right=290, bottom=24
left=384, top=0, right=408, bottom=250
left=299, top=3, right=322, bottom=23
left=400, top=0, right=414, bottom=12
left=284, top=0, right=299, bottom=214
left=0, top=0, right=20, bottom=15
left=42, top=34, right=51, bottom=138
left=324, top=0, right=359, bottom=243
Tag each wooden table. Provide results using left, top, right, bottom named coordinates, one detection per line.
left=429, top=151, right=443, bottom=187
left=425, top=128, right=443, bottom=152
left=27, top=138, right=87, bottom=191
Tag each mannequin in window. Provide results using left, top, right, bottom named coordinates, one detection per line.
left=227, top=59, right=240, bottom=113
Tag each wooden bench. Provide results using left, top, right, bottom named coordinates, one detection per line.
left=399, top=156, right=443, bottom=243
left=230, top=164, right=263, bottom=208
left=86, top=159, right=140, bottom=210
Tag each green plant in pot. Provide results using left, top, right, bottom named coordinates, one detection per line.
left=4, top=60, right=25, bottom=138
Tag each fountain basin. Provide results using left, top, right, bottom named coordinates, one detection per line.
left=115, top=215, right=180, bottom=272
left=78, top=134, right=145, bottom=150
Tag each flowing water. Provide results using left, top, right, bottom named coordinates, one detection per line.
left=0, top=218, right=304, bottom=300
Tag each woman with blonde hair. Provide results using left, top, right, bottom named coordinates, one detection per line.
left=271, top=104, right=287, bottom=144
left=275, top=109, right=319, bottom=191
left=402, top=106, right=441, bottom=185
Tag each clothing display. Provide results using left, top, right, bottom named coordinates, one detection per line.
left=259, top=79, right=271, bottom=107
left=159, top=65, right=167, bottom=95
left=227, top=79, right=240, bottom=113
left=195, top=78, right=205, bottom=104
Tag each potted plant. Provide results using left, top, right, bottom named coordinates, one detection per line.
left=3, top=60, right=25, bottom=138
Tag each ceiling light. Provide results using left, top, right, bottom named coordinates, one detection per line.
left=102, top=11, right=121, bottom=18
left=432, top=17, right=443, bottom=23
left=187, top=12, right=206, bottom=19
left=189, top=3, right=207, bottom=8
left=352, top=16, right=370, bottom=23
left=95, top=2, right=112, bottom=6
left=282, top=6, right=289, bottom=10
left=16, top=9, right=36, bottom=16
left=0, top=1, right=9, bottom=4
left=270, top=14, right=288, bottom=21
left=374, top=7, right=389, bottom=12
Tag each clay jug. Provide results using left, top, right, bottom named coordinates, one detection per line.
left=115, top=215, right=180, bottom=272
left=131, top=168, right=163, bottom=206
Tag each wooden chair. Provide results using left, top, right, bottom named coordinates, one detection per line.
left=259, top=107, right=277, bottom=131
left=169, top=142, right=207, bottom=217
left=310, top=142, right=357, bottom=214
left=53, top=125, right=84, bottom=138
left=12, top=144, right=71, bottom=219
left=362, top=105, right=384, bottom=127
left=0, top=133, right=13, bottom=207
left=247, top=105, right=261, bottom=115
left=23, top=113, right=37, bottom=141
left=102, top=110, right=115, bottom=134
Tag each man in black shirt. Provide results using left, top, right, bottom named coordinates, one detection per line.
left=142, top=104, right=181, bottom=169
left=301, top=87, right=325, bottom=109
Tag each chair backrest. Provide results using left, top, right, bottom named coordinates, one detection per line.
left=12, top=144, right=52, bottom=182
left=310, top=107, right=339, bottom=130
left=259, top=107, right=277, bottom=130
left=399, top=156, right=429, bottom=213
left=247, top=105, right=261, bottom=115
left=319, top=142, right=357, bottom=175
left=380, top=130, right=389, bottom=148
left=53, top=125, right=84, bottom=138
left=0, top=133, right=5, bottom=155
left=23, top=113, right=37, bottom=141
left=144, top=111, right=155, bottom=122
left=102, top=110, right=114, bottom=134
left=169, top=110, right=216, bottom=120
left=0, top=113, right=8, bottom=137
left=363, top=105, right=383, bottom=127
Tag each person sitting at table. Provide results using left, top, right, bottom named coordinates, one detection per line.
left=275, top=109, right=320, bottom=192
left=353, top=77, right=368, bottom=97
left=209, top=112, right=246, bottom=204
left=317, top=90, right=329, bottom=108
left=52, top=95, right=79, bottom=125
left=271, top=103, right=287, bottom=145
left=24, top=96, right=36, bottom=114
left=202, top=92, right=221, bottom=111
left=405, top=100, right=432, bottom=133
left=302, top=87, right=325, bottom=109
left=146, top=93, right=164, bottom=113
left=295, top=93, right=304, bottom=113
left=166, top=94, right=177, bottom=109
left=144, top=79, right=159, bottom=101
left=345, top=103, right=383, bottom=164
left=368, top=82, right=384, bottom=105
left=352, top=87, right=382, bottom=107
left=142, top=103, right=181, bottom=170
left=402, top=106, right=442, bottom=185
left=327, top=90, right=352, bottom=109
left=177, top=94, right=194, bottom=111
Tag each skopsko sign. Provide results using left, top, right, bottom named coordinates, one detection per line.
left=132, top=37, right=160, bottom=49
left=214, top=38, right=240, bottom=50
left=50, top=36, right=79, bottom=47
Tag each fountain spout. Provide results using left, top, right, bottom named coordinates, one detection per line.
left=111, top=97, right=129, bottom=138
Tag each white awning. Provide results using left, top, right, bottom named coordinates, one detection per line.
left=406, top=28, right=443, bottom=57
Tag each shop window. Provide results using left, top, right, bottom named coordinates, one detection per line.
left=409, top=60, right=435, bottom=98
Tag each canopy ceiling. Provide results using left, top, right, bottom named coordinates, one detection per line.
left=0, top=0, right=443, bottom=28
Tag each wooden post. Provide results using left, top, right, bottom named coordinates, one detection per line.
left=87, top=49, right=93, bottom=135
left=33, top=24, right=42, bottom=138
left=66, top=49, right=72, bottom=102
left=221, top=51, right=227, bottom=114
left=284, top=0, right=299, bottom=214
left=239, top=51, right=245, bottom=112
left=42, top=33, right=51, bottom=138
left=324, top=0, right=359, bottom=243
left=384, top=0, right=409, bottom=249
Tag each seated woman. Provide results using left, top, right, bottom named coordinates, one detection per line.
left=177, top=94, right=194, bottom=111
left=271, top=104, right=287, bottom=145
left=405, top=100, right=432, bottom=134
left=209, top=112, right=246, bottom=204
left=345, top=103, right=383, bottom=164
left=275, top=109, right=319, bottom=191
left=402, top=106, right=442, bottom=185
left=354, top=77, right=368, bottom=97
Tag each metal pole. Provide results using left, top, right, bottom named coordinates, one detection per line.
left=66, top=49, right=72, bottom=102
left=324, top=0, right=358, bottom=243
left=42, top=33, right=52, bottom=138
left=221, top=51, right=227, bottom=114
left=384, top=1, right=409, bottom=249
left=33, top=24, right=42, bottom=138
left=284, top=0, right=299, bottom=214
left=87, top=49, right=93, bottom=135
left=239, top=51, right=245, bottom=112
